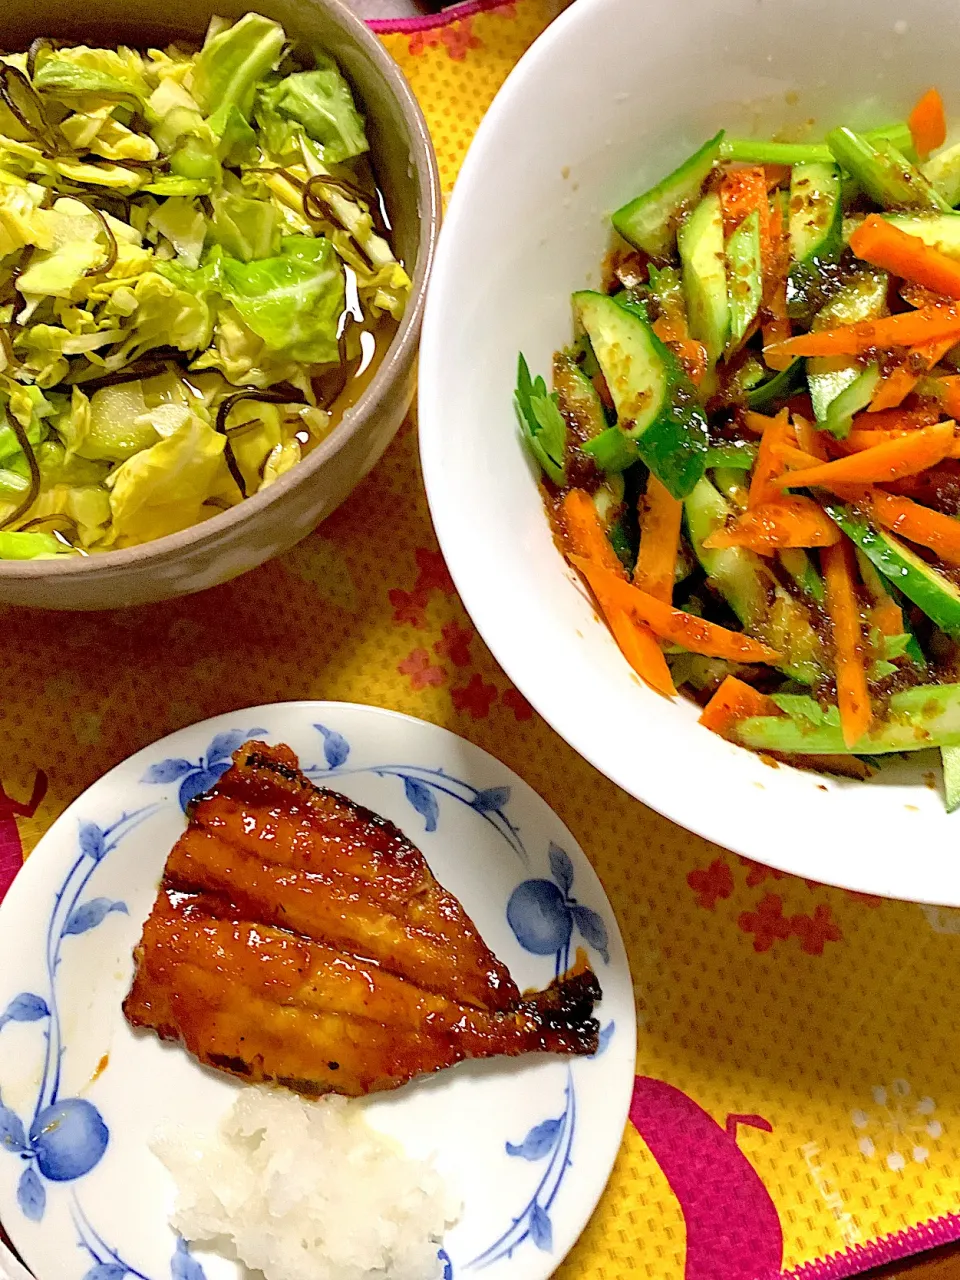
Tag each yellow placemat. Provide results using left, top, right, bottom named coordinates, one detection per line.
left=4, top=3, right=960, bottom=1277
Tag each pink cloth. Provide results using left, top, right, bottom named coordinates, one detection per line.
left=0, top=831, right=19, bottom=904
left=0, top=772, right=47, bottom=905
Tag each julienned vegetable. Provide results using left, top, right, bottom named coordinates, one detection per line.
left=0, top=14, right=410, bottom=556
left=515, top=86, right=960, bottom=810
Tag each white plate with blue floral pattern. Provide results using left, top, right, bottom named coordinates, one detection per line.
left=0, top=703, right=636, bottom=1280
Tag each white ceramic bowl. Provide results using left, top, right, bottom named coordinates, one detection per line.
left=419, top=0, right=960, bottom=905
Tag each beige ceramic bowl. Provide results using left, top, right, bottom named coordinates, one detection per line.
left=0, top=0, right=439, bottom=609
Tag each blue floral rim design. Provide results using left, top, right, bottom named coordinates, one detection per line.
left=0, top=802, right=208, bottom=1279
left=1, top=718, right=620, bottom=1280
left=307, top=722, right=527, bottom=864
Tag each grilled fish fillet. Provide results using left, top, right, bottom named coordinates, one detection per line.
left=123, top=741, right=601, bottom=1096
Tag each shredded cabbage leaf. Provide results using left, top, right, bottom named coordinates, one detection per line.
left=256, top=58, right=368, bottom=164
left=104, top=413, right=225, bottom=545
left=0, top=13, right=409, bottom=557
left=218, top=235, right=345, bottom=365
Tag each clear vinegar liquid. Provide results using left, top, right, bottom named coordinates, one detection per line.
left=315, top=309, right=400, bottom=437
left=310, top=167, right=405, bottom=437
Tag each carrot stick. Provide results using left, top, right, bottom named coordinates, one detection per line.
left=860, top=486, right=960, bottom=568
left=793, top=413, right=828, bottom=460
left=909, top=87, right=947, bottom=157
left=914, top=334, right=957, bottom=367
left=946, top=380, right=960, bottom=417
left=720, top=166, right=768, bottom=239
left=635, top=474, right=683, bottom=602
left=561, top=490, right=675, bottom=697
left=836, top=428, right=918, bottom=453
left=703, top=496, right=840, bottom=551
left=605, top=607, right=677, bottom=697
left=775, top=422, right=955, bottom=488
left=560, top=489, right=625, bottom=577
left=743, top=410, right=781, bottom=435
left=570, top=555, right=783, bottom=663
left=870, top=593, right=906, bottom=638
left=899, top=280, right=957, bottom=310
left=749, top=407, right=791, bottom=506
left=836, top=425, right=960, bottom=456
left=778, top=443, right=827, bottom=471
left=867, top=337, right=955, bottom=413
left=872, top=598, right=906, bottom=638
left=867, top=336, right=955, bottom=413
left=763, top=312, right=793, bottom=369
left=851, top=215, right=960, bottom=301
left=653, top=314, right=685, bottom=344
left=764, top=306, right=960, bottom=358
left=868, top=363, right=924, bottom=413
left=851, top=406, right=939, bottom=432
left=672, top=338, right=709, bottom=386
left=821, top=539, right=873, bottom=748
left=652, top=300, right=708, bottom=386
left=699, top=676, right=781, bottom=737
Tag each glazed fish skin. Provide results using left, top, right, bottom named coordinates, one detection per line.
left=124, top=891, right=601, bottom=1097
left=186, top=742, right=519, bottom=1013
left=123, top=740, right=602, bottom=1098
left=163, top=824, right=520, bottom=1013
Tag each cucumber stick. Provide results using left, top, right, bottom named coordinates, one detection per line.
left=711, top=467, right=749, bottom=509
left=553, top=352, right=606, bottom=440
left=583, top=427, right=640, bottom=473
left=780, top=548, right=824, bottom=603
left=827, top=126, right=949, bottom=211
left=806, top=270, right=888, bottom=428
left=726, top=209, right=763, bottom=349
left=786, top=162, right=843, bottom=322
left=747, top=358, right=806, bottom=411
left=678, top=192, right=729, bottom=365
left=922, top=142, right=960, bottom=209
left=720, top=123, right=915, bottom=167
left=705, top=440, right=757, bottom=470
left=647, top=263, right=684, bottom=316
left=822, top=498, right=960, bottom=636
left=943, top=745, right=960, bottom=813
left=820, top=364, right=881, bottom=439
left=684, top=476, right=825, bottom=684
left=812, top=270, right=888, bottom=325
left=854, top=548, right=925, bottom=669
left=592, top=472, right=625, bottom=524
left=789, top=162, right=843, bottom=262
left=736, top=684, right=960, bottom=754
left=612, top=131, right=724, bottom=260
left=573, top=291, right=707, bottom=498
left=879, top=211, right=960, bottom=258
left=685, top=476, right=764, bottom=619
left=843, top=211, right=960, bottom=259
left=808, top=359, right=862, bottom=425
left=729, top=356, right=767, bottom=397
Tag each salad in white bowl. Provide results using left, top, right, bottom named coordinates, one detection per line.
left=419, top=0, right=960, bottom=904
